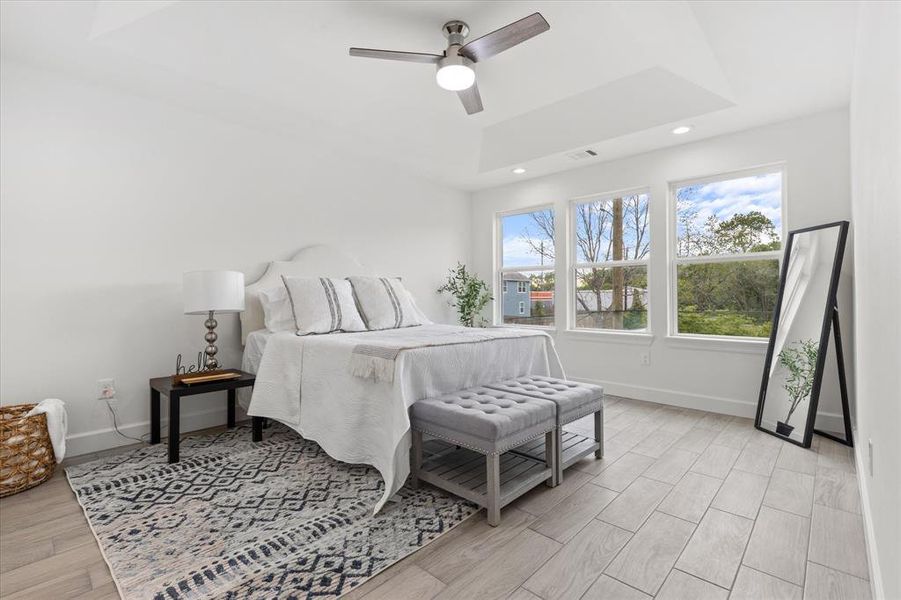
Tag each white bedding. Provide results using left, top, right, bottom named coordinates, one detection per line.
left=243, top=329, right=273, bottom=374
left=243, top=324, right=564, bottom=513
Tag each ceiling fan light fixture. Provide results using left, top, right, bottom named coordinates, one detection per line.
left=350, top=12, right=550, bottom=114
left=436, top=63, right=475, bottom=91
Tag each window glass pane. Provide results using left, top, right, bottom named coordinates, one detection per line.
left=677, top=259, right=780, bottom=337
left=574, top=266, right=648, bottom=330
left=500, top=270, right=555, bottom=326
left=501, top=210, right=555, bottom=267
left=574, top=193, right=650, bottom=263
left=676, top=172, right=782, bottom=257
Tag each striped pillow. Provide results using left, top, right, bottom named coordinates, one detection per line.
left=281, top=276, right=366, bottom=335
left=347, top=276, right=423, bottom=330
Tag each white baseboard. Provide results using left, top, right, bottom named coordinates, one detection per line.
left=853, top=427, right=884, bottom=600
left=569, top=376, right=848, bottom=432
left=66, top=405, right=247, bottom=457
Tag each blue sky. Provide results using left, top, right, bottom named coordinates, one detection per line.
left=677, top=172, right=783, bottom=238
left=502, top=174, right=781, bottom=266
left=502, top=212, right=553, bottom=267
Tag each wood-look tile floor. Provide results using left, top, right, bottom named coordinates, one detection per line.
left=0, top=397, right=871, bottom=600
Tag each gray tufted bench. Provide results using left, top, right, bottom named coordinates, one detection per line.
left=409, top=386, right=558, bottom=526
left=488, top=375, right=604, bottom=483
left=487, top=376, right=604, bottom=482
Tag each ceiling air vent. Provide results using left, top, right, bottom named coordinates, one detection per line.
left=565, top=149, right=598, bottom=161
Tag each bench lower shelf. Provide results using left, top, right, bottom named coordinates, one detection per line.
left=511, top=429, right=600, bottom=470
left=416, top=442, right=552, bottom=509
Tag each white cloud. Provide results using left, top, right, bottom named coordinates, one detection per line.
left=681, top=172, right=783, bottom=236
left=503, top=235, right=553, bottom=267
left=700, top=173, right=782, bottom=198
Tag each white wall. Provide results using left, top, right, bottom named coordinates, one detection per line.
left=0, top=61, right=471, bottom=456
left=471, top=110, right=853, bottom=425
left=849, top=3, right=901, bottom=598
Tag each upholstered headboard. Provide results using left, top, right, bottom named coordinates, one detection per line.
left=240, top=244, right=374, bottom=343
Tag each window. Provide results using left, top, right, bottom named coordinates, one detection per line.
left=672, top=168, right=784, bottom=338
left=498, top=207, right=555, bottom=326
left=571, top=191, right=650, bottom=331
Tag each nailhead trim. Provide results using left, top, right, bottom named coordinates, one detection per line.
left=411, top=424, right=555, bottom=456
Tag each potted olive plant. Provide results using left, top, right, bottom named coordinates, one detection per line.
left=437, top=263, right=493, bottom=327
left=776, top=339, right=819, bottom=437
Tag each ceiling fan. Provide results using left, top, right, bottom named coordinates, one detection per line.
left=349, top=13, right=550, bottom=115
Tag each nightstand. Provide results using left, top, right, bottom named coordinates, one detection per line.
left=149, top=371, right=262, bottom=463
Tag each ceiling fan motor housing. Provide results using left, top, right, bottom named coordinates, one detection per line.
left=437, top=49, right=473, bottom=72
left=442, top=20, right=470, bottom=46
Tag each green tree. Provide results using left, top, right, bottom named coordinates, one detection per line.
left=677, top=209, right=781, bottom=336
left=711, top=211, right=780, bottom=254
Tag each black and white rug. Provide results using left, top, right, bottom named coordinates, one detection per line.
left=66, top=425, right=476, bottom=599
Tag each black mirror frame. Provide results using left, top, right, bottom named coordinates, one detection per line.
left=754, top=220, right=850, bottom=448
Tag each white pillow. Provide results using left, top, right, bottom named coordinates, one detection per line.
left=281, top=276, right=366, bottom=335
left=259, top=285, right=295, bottom=332
left=348, top=276, right=423, bottom=330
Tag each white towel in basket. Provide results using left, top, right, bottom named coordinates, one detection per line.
left=26, top=399, right=67, bottom=463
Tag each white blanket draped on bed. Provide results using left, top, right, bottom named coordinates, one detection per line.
left=244, top=324, right=564, bottom=513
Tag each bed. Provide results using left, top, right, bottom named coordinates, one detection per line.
left=240, top=245, right=565, bottom=513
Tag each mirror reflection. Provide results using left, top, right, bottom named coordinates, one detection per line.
left=757, top=223, right=846, bottom=445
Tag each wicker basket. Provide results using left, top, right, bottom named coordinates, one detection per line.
left=0, top=404, right=56, bottom=497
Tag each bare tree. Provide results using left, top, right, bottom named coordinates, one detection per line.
left=523, top=209, right=555, bottom=264
left=522, top=196, right=650, bottom=327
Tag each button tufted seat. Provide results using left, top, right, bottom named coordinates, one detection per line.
left=487, top=376, right=603, bottom=425
left=410, top=387, right=556, bottom=455
left=487, top=376, right=604, bottom=482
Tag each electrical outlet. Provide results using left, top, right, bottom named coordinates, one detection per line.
left=868, top=438, right=874, bottom=476
left=97, top=378, right=116, bottom=401
left=640, top=352, right=650, bottom=366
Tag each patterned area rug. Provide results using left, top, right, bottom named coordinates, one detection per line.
left=66, top=425, right=477, bottom=599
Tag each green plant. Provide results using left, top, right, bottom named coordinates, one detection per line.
left=437, top=263, right=493, bottom=327
left=778, top=339, right=819, bottom=425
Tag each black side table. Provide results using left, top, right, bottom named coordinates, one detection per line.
left=149, top=371, right=261, bottom=463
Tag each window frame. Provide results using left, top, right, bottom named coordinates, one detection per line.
left=567, top=187, right=652, bottom=334
left=495, top=204, right=556, bottom=329
left=667, top=163, right=787, bottom=342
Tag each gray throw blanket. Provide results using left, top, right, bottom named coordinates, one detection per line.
left=349, top=327, right=547, bottom=383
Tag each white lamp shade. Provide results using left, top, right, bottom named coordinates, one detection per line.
left=183, top=270, right=245, bottom=315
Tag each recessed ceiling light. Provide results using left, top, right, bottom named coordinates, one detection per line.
left=672, top=125, right=693, bottom=135
left=512, top=167, right=526, bottom=174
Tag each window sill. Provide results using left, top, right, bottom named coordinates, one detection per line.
left=560, top=329, right=654, bottom=346
left=665, top=334, right=768, bottom=354
left=491, top=323, right=556, bottom=332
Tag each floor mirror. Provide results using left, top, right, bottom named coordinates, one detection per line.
left=755, top=220, right=851, bottom=448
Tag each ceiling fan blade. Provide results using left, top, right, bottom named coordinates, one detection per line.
left=457, top=81, right=484, bottom=115
left=349, top=47, right=443, bottom=64
left=458, top=12, right=549, bottom=63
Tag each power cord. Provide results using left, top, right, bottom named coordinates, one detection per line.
left=105, top=400, right=160, bottom=444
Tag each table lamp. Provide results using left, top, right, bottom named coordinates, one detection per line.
left=183, top=270, right=245, bottom=370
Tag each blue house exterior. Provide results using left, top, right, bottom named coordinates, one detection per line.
left=502, top=273, right=531, bottom=318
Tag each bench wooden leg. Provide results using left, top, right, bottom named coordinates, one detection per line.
left=594, top=409, right=604, bottom=459
left=547, top=428, right=560, bottom=487
left=486, top=453, right=500, bottom=526
left=547, top=429, right=560, bottom=487
left=411, top=429, right=423, bottom=489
